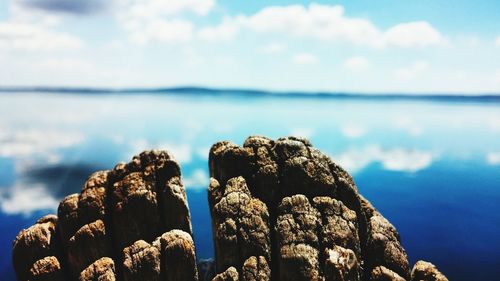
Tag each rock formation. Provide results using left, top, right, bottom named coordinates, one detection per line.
left=13, top=136, right=448, bottom=281
left=208, top=136, right=448, bottom=281
left=13, top=150, right=198, bottom=281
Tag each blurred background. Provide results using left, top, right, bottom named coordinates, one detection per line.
left=1, top=1, right=500, bottom=280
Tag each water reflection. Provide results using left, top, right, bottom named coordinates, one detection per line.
left=0, top=93, right=499, bottom=280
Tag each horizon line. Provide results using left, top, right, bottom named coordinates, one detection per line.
left=1, top=85, right=500, bottom=102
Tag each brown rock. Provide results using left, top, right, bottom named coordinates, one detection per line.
left=276, top=195, right=320, bottom=281
left=12, top=142, right=448, bottom=281
left=13, top=149, right=198, bottom=281
left=79, top=257, right=116, bottom=281
left=67, top=220, right=111, bottom=277
left=212, top=267, right=239, bottom=281
left=370, top=266, right=406, bottom=281
left=78, top=171, right=109, bottom=226
left=110, top=172, right=160, bottom=250
left=208, top=136, right=442, bottom=281
left=154, top=230, right=199, bottom=281
left=323, top=246, right=360, bottom=281
left=28, top=256, right=65, bottom=281
left=122, top=240, right=160, bottom=281
left=241, top=256, right=270, bottom=281
left=12, top=215, right=59, bottom=281
left=411, top=261, right=448, bottom=281
left=365, top=215, right=410, bottom=279
left=58, top=194, right=80, bottom=244
left=212, top=177, right=270, bottom=272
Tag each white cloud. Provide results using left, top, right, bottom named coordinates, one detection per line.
left=0, top=21, right=83, bottom=50
left=128, top=18, right=193, bottom=44
left=344, top=56, right=370, bottom=72
left=199, top=4, right=445, bottom=48
left=0, top=128, right=85, bottom=159
left=495, top=36, right=500, bottom=47
left=198, top=18, right=240, bottom=41
left=334, top=145, right=434, bottom=173
left=394, top=61, right=429, bottom=80
left=486, top=152, right=500, bottom=165
left=0, top=182, right=58, bottom=215
left=383, top=21, right=445, bottom=47
left=293, top=52, right=318, bottom=65
left=183, top=169, right=209, bottom=189
left=117, top=0, right=213, bottom=44
left=122, top=0, right=214, bottom=19
left=258, top=42, right=287, bottom=54
left=290, top=128, right=315, bottom=139
left=340, top=124, right=365, bottom=138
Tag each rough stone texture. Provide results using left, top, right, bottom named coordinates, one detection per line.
left=13, top=150, right=197, bottom=281
left=370, top=266, right=406, bottom=281
left=28, top=256, right=65, bottom=281
left=110, top=171, right=160, bottom=250
left=212, top=267, right=239, bottom=281
left=12, top=215, right=59, bottom=281
left=209, top=136, right=447, bottom=281
left=79, top=257, right=116, bottom=281
left=241, top=256, right=271, bottom=281
left=153, top=229, right=199, bottom=281
left=13, top=140, right=448, bottom=281
left=411, top=261, right=448, bottom=281
left=67, top=220, right=111, bottom=277
left=122, top=240, right=160, bottom=281
left=323, top=246, right=360, bottom=281
left=211, top=176, right=270, bottom=272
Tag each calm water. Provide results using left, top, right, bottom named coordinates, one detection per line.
left=0, top=92, right=499, bottom=280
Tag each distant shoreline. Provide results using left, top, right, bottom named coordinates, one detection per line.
left=1, top=86, right=500, bottom=103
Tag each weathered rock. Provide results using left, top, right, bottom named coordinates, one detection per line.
left=323, top=246, right=360, bottom=281
left=13, top=141, right=448, bottom=281
left=28, top=256, right=65, bottom=281
left=241, top=256, right=271, bottom=281
left=365, top=215, right=410, bottom=279
left=212, top=267, right=239, bottom=281
left=208, top=136, right=447, bottom=281
left=67, top=220, right=111, bottom=277
left=153, top=230, right=199, bottom=281
left=211, top=177, right=270, bottom=272
left=110, top=171, right=160, bottom=250
left=13, top=150, right=197, bottom=281
left=12, top=215, right=59, bottom=281
left=276, top=195, right=320, bottom=281
left=411, top=261, right=448, bottom=281
left=58, top=194, right=80, bottom=245
left=122, top=240, right=160, bottom=281
left=78, top=171, right=109, bottom=226
left=370, top=266, right=406, bottom=281
left=79, top=257, right=116, bottom=281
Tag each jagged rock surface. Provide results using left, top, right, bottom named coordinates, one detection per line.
left=410, top=261, right=448, bottom=281
left=209, top=136, right=447, bottom=281
left=12, top=150, right=198, bottom=281
left=13, top=137, right=448, bottom=281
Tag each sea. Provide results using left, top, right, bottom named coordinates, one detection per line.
left=0, top=89, right=499, bottom=280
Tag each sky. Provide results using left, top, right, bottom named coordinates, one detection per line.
left=0, top=0, right=499, bottom=94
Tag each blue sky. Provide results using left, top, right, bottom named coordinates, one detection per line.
left=0, top=0, right=499, bottom=93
